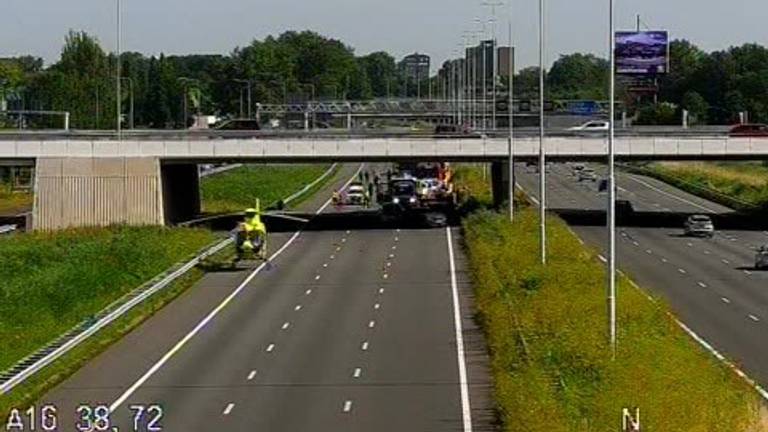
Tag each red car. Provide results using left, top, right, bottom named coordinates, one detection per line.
left=729, top=123, right=768, bottom=137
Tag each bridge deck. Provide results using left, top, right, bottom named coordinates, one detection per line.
left=1, top=137, right=768, bottom=161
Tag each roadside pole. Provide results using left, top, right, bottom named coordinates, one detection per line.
left=607, top=0, right=618, bottom=357
left=538, top=0, right=547, bottom=265
left=116, top=0, right=121, bottom=140
left=507, top=19, right=514, bottom=222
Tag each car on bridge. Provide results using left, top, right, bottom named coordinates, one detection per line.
left=729, top=123, right=768, bottom=137
left=755, top=246, right=768, bottom=270
left=568, top=120, right=609, bottom=133
left=684, top=215, right=715, bottom=238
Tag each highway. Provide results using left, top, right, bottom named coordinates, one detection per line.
left=516, top=163, right=768, bottom=390
left=36, top=164, right=492, bottom=431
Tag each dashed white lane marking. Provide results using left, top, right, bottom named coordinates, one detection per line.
left=378, top=288, right=385, bottom=294
left=661, top=258, right=669, bottom=263
left=323, top=263, right=329, bottom=268
left=266, top=344, right=275, bottom=352
left=281, top=322, right=290, bottom=330
left=678, top=268, right=687, bottom=274
left=103, top=164, right=366, bottom=413
left=374, top=303, right=381, bottom=310
left=749, top=315, right=761, bottom=322
left=353, top=368, right=362, bottom=378
left=305, top=289, right=312, bottom=295
left=446, top=227, right=473, bottom=432
left=361, top=341, right=369, bottom=351
left=346, top=230, right=351, bottom=235
left=744, top=270, right=753, bottom=276
left=368, top=320, right=376, bottom=329
left=223, top=403, right=235, bottom=415
left=698, top=282, right=708, bottom=288
left=343, top=400, right=353, bottom=413
left=632, top=241, right=639, bottom=246
left=396, top=229, right=401, bottom=233
left=336, top=246, right=342, bottom=252
left=394, top=237, right=399, bottom=242
left=294, top=304, right=303, bottom=311
left=686, top=242, right=693, bottom=247
left=598, top=255, right=608, bottom=263
left=645, top=249, right=652, bottom=254
left=722, top=259, right=730, bottom=265
left=382, top=273, right=389, bottom=279
left=247, top=370, right=257, bottom=381
left=721, top=297, right=731, bottom=304
left=330, top=254, right=336, bottom=260
left=391, top=245, right=397, bottom=250
left=704, top=250, right=711, bottom=255
left=315, top=275, right=321, bottom=280
left=389, top=254, right=395, bottom=259
left=386, top=262, right=392, bottom=267
left=342, top=238, right=347, bottom=243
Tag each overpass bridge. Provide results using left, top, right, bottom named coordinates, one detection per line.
left=2, top=135, right=765, bottom=230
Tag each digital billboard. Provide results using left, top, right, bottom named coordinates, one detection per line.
left=615, top=31, right=669, bottom=75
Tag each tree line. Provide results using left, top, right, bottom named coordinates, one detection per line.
left=0, top=30, right=406, bottom=129
left=2, top=30, right=768, bottom=128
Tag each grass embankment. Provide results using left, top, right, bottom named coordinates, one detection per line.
left=457, top=169, right=764, bottom=431
left=0, top=183, right=32, bottom=215
left=201, top=164, right=334, bottom=213
left=0, top=227, right=215, bottom=373
left=642, top=162, right=768, bottom=210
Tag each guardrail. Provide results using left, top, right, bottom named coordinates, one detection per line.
left=0, top=163, right=341, bottom=396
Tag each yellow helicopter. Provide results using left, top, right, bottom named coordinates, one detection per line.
left=233, top=199, right=309, bottom=265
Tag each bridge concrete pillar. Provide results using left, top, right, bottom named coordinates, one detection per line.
left=33, top=157, right=165, bottom=230
left=160, top=163, right=201, bottom=225
left=491, top=161, right=511, bottom=209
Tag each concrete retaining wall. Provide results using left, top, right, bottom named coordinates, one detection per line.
left=34, top=157, right=164, bottom=230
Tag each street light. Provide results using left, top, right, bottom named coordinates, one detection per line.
left=538, top=0, right=547, bottom=265
left=120, top=77, right=134, bottom=129
left=607, top=0, right=618, bottom=357
left=483, top=0, right=504, bottom=131
left=507, top=16, right=515, bottom=222
left=233, top=79, right=253, bottom=118
left=115, top=0, right=121, bottom=138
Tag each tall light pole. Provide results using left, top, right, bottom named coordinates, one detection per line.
left=120, top=77, right=134, bottom=129
left=607, top=0, right=618, bottom=357
left=233, top=79, right=252, bottom=118
left=483, top=0, right=504, bottom=131
left=507, top=18, right=515, bottom=222
left=538, top=0, right=547, bottom=265
left=115, top=0, right=121, bottom=138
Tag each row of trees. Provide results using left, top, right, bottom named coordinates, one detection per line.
left=2, top=30, right=768, bottom=128
left=0, top=30, right=409, bottom=129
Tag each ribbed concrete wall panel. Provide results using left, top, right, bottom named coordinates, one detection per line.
left=34, top=157, right=163, bottom=230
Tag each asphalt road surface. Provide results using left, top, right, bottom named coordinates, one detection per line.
left=516, top=162, right=768, bottom=392
left=33, top=164, right=493, bottom=432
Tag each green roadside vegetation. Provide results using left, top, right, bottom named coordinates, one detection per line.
left=0, top=183, right=32, bottom=215
left=456, top=166, right=765, bottom=431
left=0, top=227, right=216, bottom=373
left=639, top=162, right=768, bottom=211
left=200, top=164, right=335, bottom=213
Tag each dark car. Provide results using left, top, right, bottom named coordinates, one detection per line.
left=729, top=124, right=768, bottom=137
left=389, top=178, right=419, bottom=208
left=215, top=119, right=261, bottom=130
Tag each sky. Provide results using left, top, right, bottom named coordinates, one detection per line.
left=1, top=0, right=767, bottom=72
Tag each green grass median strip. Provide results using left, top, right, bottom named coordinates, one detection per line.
left=201, top=164, right=333, bottom=213
left=0, top=183, right=31, bottom=216
left=456, top=167, right=764, bottom=430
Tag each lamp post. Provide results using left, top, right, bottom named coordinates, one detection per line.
left=115, top=0, right=121, bottom=138
left=483, top=0, right=504, bottom=131
left=233, top=79, right=252, bottom=118
left=607, top=0, right=618, bottom=357
left=507, top=17, right=515, bottom=222
left=120, top=77, right=134, bottom=129
left=538, top=0, right=547, bottom=265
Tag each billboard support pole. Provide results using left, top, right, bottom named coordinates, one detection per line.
left=538, top=0, right=546, bottom=266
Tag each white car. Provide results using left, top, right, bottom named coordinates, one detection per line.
left=569, top=120, right=609, bottom=132
left=684, top=215, right=715, bottom=238
left=345, top=184, right=367, bottom=205
left=578, top=168, right=598, bottom=182
left=418, top=178, right=443, bottom=198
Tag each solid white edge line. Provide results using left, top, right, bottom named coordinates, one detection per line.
left=625, top=174, right=718, bottom=213
left=107, top=163, right=365, bottom=413
left=446, top=227, right=473, bottom=432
